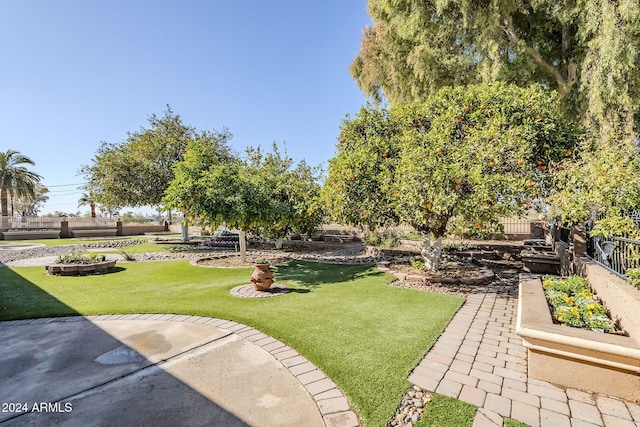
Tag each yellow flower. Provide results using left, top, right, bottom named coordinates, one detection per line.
left=562, top=295, right=573, bottom=305
left=579, top=290, right=593, bottom=298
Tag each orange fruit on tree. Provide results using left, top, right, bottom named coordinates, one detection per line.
left=437, top=147, right=443, bottom=156
left=565, top=149, right=572, bottom=156
left=455, top=183, right=462, bottom=190
left=475, top=223, right=482, bottom=229
left=536, top=160, right=543, bottom=165
left=487, top=161, right=495, bottom=168
left=464, top=105, right=470, bottom=111
left=518, top=159, right=525, bottom=165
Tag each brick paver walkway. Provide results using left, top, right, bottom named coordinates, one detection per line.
left=408, top=271, right=640, bottom=427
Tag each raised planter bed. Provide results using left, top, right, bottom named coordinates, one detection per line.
left=2, top=230, right=60, bottom=240
left=46, top=260, right=117, bottom=276
left=517, top=274, right=640, bottom=402
left=70, top=229, right=117, bottom=238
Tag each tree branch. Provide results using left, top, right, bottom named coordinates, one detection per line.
left=502, top=14, right=576, bottom=97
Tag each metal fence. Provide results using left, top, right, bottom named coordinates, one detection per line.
left=0, top=216, right=117, bottom=230
left=321, top=217, right=537, bottom=237
left=0, top=216, right=62, bottom=229
left=586, top=211, right=640, bottom=278
left=67, top=217, right=117, bottom=227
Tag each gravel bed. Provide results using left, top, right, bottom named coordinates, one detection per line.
left=0, top=240, right=146, bottom=265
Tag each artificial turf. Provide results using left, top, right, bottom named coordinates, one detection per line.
left=0, top=259, right=464, bottom=426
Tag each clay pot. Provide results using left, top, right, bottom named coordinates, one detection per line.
left=251, top=264, right=274, bottom=291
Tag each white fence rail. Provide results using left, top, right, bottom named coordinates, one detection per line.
left=1, top=217, right=62, bottom=229
left=322, top=218, right=537, bottom=236
left=0, top=216, right=117, bottom=229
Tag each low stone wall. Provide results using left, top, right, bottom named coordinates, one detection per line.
left=46, top=260, right=117, bottom=276
left=2, top=230, right=60, bottom=240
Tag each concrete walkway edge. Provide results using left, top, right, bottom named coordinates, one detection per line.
left=1, top=314, right=361, bottom=427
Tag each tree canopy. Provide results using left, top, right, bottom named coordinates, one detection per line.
left=164, top=142, right=324, bottom=258
left=352, top=0, right=640, bottom=140
left=82, top=106, right=233, bottom=212
left=164, top=142, right=324, bottom=236
left=325, top=83, right=579, bottom=269
left=548, top=138, right=640, bottom=225
left=0, top=150, right=43, bottom=217
left=13, top=182, right=48, bottom=216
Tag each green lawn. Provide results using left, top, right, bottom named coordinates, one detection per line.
left=0, top=259, right=464, bottom=426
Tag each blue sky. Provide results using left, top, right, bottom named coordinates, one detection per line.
left=1, top=1, right=371, bottom=216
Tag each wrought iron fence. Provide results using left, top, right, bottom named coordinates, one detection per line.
left=67, top=217, right=117, bottom=227
left=586, top=211, right=640, bottom=278
left=0, top=216, right=62, bottom=229
left=0, top=216, right=117, bottom=230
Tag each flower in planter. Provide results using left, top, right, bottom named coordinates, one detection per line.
left=546, top=289, right=570, bottom=309
left=586, top=315, right=615, bottom=333
left=253, top=257, right=270, bottom=265
left=555, top=306, right=585, bottom=328
left=543, top=274, right=618, bottom=333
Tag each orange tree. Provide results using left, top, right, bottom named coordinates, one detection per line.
left=164, top=141, right=323, bottom=261
left=325, top=83, right=579, bottom=269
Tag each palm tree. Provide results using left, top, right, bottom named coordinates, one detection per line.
left=78, top=192, right=97, bottom=218
left=0, top=150, right=42, bottom=217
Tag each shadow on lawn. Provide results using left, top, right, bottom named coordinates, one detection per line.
left=0, top=267, right=250, bottom=426
left=273, top=259, right=385, bottom=288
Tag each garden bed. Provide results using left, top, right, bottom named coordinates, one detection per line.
left=377, top=256, right=494, bottom=285
left=517, top=274, right=640, bottom=402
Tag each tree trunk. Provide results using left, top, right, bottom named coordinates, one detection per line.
left=239, top=230, right=247, bottom=263
left=421, top=234, right=443, bottom=271
left=0, top=186, right=8, bottom=217
left=90, top=203, right=96, bottom=218
left=180, top=218, right=189, bottom=243
left=275, top=237, right=284, bottom=250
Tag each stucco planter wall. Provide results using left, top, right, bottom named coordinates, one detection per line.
left=70, top=229, right=117, bottom=238
left=517, top=274, right=640, bottom=402
left=46, top=260, right=117, bottom=276
left=2, top=230, right=60, bottom=240
left=577, top=257, right=640, bottom=337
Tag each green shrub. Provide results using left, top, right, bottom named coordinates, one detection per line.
left=55, top=252, right=106, bottom=264
left=364, top=230, right=398, bottom=248
left=410, top=258, right=426, bottom=271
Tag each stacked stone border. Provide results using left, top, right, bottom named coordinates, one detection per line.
left=230, top=283, right=291, bottom=298
left=1, top=314, right=360, bottom=427
left=376, top=261, right=494, bottom=285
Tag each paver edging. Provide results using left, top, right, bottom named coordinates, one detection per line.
left=0, top=314, right=361, bottom=427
